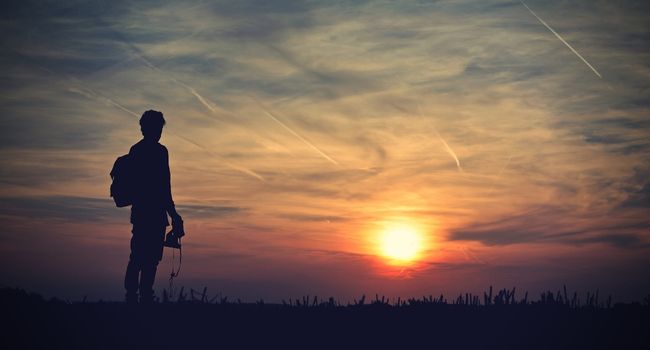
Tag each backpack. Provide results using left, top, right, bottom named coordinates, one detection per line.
left=110, top=154, right=134, bottom=207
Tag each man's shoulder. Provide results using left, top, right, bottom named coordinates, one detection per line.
left=129, top=140, right=167, bottom=155
left=158, top=143, right=168, bottom=158
left=128, top=140, right=144, bottom=154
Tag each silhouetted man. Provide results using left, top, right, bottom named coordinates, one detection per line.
left=124, top=110, right=183, bottom=304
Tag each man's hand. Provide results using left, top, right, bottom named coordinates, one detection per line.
left=172, top=215, right=185, bottom=237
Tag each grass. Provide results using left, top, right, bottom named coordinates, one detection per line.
left=161, top=285, right=620, bottom=309
left=3, top=286, right=649, bottom=349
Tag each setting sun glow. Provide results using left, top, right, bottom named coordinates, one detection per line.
left=379, top=224, right=423, bottom=264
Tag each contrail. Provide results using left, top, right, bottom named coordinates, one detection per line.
left=136, top=54, right=223, bottom=114
left=127, top=53, right=275, bottom=180
left=519, top=0, right=602, bottom=78
left=11, top=43, right=265, bottom=182
left=252, top=97, right=340, bottom=166
left=91, top=27, right=335, bottom=170
left=69, top=84, right=265, bottom=182
left=436, top=131, right=463, bottom=172
left=91, top=17, right=229, bottom=116
left=264, top=110, right=340, bottom=166
left=171, top=133, right=266, bottom=182
left=11, top=48, right=141, bottom=119
left=68, top=87, right=139, bottom=117
left=417, top=102, right=463, bottom=172
left=187, top=87, right=217, bottom=113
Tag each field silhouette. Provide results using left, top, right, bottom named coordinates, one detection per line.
left=4, top=286, right=648, bottom=349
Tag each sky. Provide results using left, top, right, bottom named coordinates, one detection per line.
left=1, top=0, right=649, bottom=302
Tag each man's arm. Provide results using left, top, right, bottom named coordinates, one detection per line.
left=163, top=146, right=184, bottom=236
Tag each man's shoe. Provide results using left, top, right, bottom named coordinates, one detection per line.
left=139, top=291, right=154, bottom=304
left=126, top=292, right=138, bottom=304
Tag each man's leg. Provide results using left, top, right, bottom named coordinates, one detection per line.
left=137, top=225, right=166, bottom=304
left=139, top=260, right=159, bottom=304
left=124, top=233, right=142, bottom=303
left=124, top=259, right=141, bottom=303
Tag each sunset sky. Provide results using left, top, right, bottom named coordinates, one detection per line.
left=1, top=0, right=649, bottom=302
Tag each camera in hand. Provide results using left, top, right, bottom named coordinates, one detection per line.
left=163, top=229, right=181, bottom=249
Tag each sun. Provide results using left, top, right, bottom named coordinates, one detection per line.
left=379, top=224, right=423, bottom=264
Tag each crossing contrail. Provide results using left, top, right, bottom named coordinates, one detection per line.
left=68, top=87, right=139, bottom=117
left=128, top=53, right=289, bottom=180
left=91, top=18, right=226, bottom=115
left=252, top=97, right=340, bottom=166
left=519, top=0, right=602, bottom=78
left=84, top=23, right=336, bottom=170
left=12, top=43, right=265, bottom=182
left=143, top=54, right=339, bottom=167
left=136, top=54, right=223, bottom=113
left=171, top=133, right=266, bottom=182
left=69, top=84, right=266, bottom=182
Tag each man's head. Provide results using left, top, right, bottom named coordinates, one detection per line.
left=139, top=110, right=165, bottom=142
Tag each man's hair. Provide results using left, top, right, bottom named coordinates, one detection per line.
left=139, top=110, right=166, bottom=130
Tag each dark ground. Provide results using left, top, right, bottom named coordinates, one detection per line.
left=3, top=287, right=649, bottom=349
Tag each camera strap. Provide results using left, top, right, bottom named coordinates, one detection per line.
left=168, top=240, right=182, bottom=298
